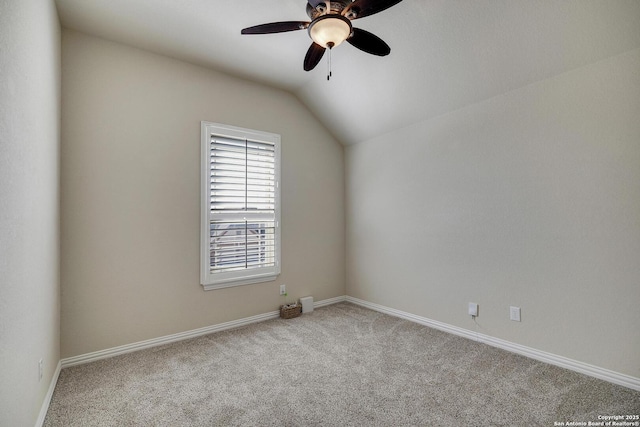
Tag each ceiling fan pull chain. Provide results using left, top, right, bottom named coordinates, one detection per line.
left=327, top=42, right=334, bottom=81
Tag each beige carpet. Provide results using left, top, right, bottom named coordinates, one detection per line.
left=45, top=303, right=639, bottom=426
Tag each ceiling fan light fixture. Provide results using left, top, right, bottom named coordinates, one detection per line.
left=308, top=15, right=352, bottom=48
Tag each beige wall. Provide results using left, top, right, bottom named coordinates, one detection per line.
left=60, top=30, right=345, bottom=358
left=0, top=0, right=61, bottom=425
left=346, top=48, right=640, bottom=378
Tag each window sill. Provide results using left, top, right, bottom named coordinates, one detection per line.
left=201, top=274, right=279, bottom=291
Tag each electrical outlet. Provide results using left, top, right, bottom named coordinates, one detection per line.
left=279, top=284, right=286, bottom=295
left=510, top=306, right=521, bottom=322
left=38, top=359, right=43, bottom=381
left=468, top=302, right=478, bottom=317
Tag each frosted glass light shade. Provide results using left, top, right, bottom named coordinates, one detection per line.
left=309, top=15, right=352, bottom=48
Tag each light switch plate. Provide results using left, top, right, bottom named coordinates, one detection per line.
left=510, top=306, right=521, bottom=322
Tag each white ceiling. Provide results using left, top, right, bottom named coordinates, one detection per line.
left=55, top=0, right=640, bottom=145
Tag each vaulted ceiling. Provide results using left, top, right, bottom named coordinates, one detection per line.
left=55, top=0, right=640, bottom=145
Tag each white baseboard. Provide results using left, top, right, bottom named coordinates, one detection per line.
left=345, top=296, right=640, bottom=392
left=60, top=295, right=347, bottom=369
left=314, top=295, right=347, bottom=308
left=35, top=360, right=61, bottom=427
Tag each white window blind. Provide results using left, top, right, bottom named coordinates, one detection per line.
left=201, top=122, right=281, bottom=290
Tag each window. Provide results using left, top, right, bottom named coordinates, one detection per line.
left=200, top=122, right=281, bottom=290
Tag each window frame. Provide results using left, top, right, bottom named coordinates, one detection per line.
left=200, top=122, right=281, bottom=291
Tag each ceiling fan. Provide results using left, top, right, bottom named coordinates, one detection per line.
left=241, top=0, right=404, bottom=75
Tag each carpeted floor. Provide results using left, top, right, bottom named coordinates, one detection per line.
left=45, top=302, right=639, bottom=426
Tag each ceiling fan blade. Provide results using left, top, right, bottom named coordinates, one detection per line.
left=347, top=28, right=390, bottom=56
left=304, top=42, right=326, bottom=71
left=241, top=21, right=309, bottom=35
left=344, top=0, right=403, bottom=20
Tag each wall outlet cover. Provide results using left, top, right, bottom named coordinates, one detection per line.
left=468, top=302, right=478, bottom=317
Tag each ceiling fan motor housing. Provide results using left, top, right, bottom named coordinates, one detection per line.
left=306, top=1, right=358, bottom=20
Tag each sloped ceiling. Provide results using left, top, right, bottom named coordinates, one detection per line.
left=55, top=0, right=640, bottom=145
